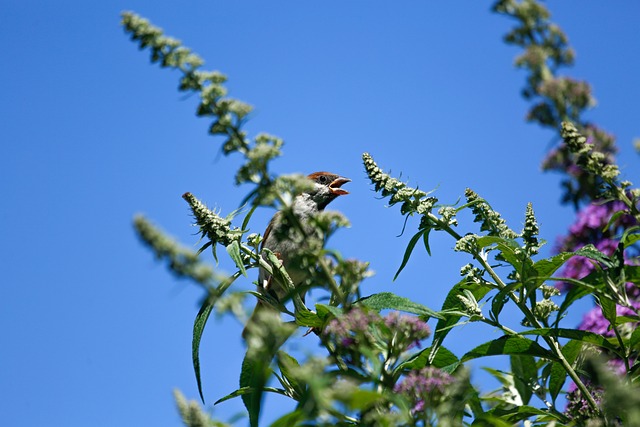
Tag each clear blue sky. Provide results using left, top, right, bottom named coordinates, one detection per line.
left=2, top=1, right=639, bottom=426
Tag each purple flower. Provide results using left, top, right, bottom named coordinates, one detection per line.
left=323, top=307, right=382, bottom=347
left=383, top=311, right=431, bottom=349
left=324, top=309, right=431, bottom=354
left=578, top=301, right=640, bottom=338
left=565, top=383, right=603, bottom=422
left=394, top=367, right=455, bottom=413
left=556, top=201, right=631, bottom=252
left=554, top=199, right=638, bottom=292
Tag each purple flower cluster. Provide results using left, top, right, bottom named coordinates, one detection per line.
left=557, top=201, right=629, bottom=253
left=556, top=239, right=619, bottom=292
left=555, top=200, right=636, bottom=292
left=565, top=383, right=604, bottom=422
left=323, top=308, right=382, bottom=348
left=323, top=309, right=432, bottom=367
left=578, top=300, right=640, bottom=339
left=383, top=311, right=431, bottom=350
left=394, top=367, right=455, bottom=412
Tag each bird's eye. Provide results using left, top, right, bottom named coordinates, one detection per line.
left=318, top=175, right=328, bottom=184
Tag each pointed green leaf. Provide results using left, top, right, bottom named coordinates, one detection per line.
left=616, top=315, right=640, bottom=325
left=277, top=351, right=305, bottom=400
left=604, top=210, right=625, bottom=233
left=315, top=303, right=342, bottom=320
left=555, top=270, right=603, bottom=326
left=214, top=386, right=287, bottom=405
left=295, top=309, right=323, bottom=328
left=395, top=345, right=459, bottom=374
left=422, top=227, right=432, bottom=256
left=196, top=240, right=212, bottom=256
left=239, top=318, right=294, bottom=427
left=490, top=281, right=521, bottom=323
left=240, top=351, right=267, bottom=427
left=522, top=328, right=622, bottom=356
left=432, top=278, right=491, bottom=358
left=624, top=265, right=640, bottom=283
left=574, top=244, right=613, bottom=268
left=269, top=410, right=305, bottom=427
left=461, top=335, right=557, bottom=362
left=394, top=229, right=426, bottom=280
left=226, top=240, right=247, bottom=276
left=549, top=339, right=583, bottom=403
left=241, top=204, right=259, bottom=232
left=356, top=292, right=442, bottom=319
left=511, top=355, right=537, bottom=405
left=598, top=296, right=618, bottom=338
left=475, top=235, right=510, bottom=249
left=630, top=326, right=640, bottom=350
left=342, top=389, right=385, bottom=410
left=620, top=225, right=640, bottom=248
left=530, top=252, right=574, bottom=288
left=485, top=405, right=566, bottom=423
left=193, top=295, right=215, bottom=403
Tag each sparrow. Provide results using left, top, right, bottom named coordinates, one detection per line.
left=243, top=172, right=350, bottom=338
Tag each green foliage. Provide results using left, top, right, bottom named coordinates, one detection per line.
left=126, top=4, right=640, bottom=426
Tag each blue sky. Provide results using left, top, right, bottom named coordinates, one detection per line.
left=2, top=1, right=639, bottom=425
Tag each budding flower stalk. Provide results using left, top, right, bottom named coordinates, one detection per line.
left=182, top=192, right=243, bottom=258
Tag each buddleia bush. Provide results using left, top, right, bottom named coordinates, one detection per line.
left=124, top=2, right=640, bottom=426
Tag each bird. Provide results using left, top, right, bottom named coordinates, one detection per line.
left=243, top=172, right=350, bottom=339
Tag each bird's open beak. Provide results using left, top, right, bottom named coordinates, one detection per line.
left=329, top=177, right=351, bottom=195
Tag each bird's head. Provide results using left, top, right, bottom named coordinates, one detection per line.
left=305, top=171, right=351, bottom=210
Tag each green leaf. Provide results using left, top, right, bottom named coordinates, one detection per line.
left=475, top=236, right=527, bottom=268
left=395, top=346, right=459, bottom=374
left=193, top=294, right=215, bottom=403
left=226, top=240, right=247, bottom=276
left=624, top=265, right=640, bottom=284
left=548, top=339, right=583, bottom=403
left=475, top=235, right=510, bottom=249
left=522, top=328, right=622, bottom=356
left=497, top=242, right=533, bottom=275
left=239, top=318, right=294, bottom=427
left=269, top=410, right=305, bottom=427
left=356, top=292, right=443, bottom=319
left=555, top=270, right=603, bottom=327
left=530, top=252, right=574, bottom=288
left=630, top=325, right=640, bottom=350
left=604, top=210, right=625, bottom=233
left=485, top=405, right=565, bottom=423
left=315, top=303, right=342, bottom=320
left=471, top=413, right=517, bottom=427
left=574, top=244, right=613, bottom=268
left=277, top=351, right=305, bottom=399
left=196, top=240, right=212, bottom=256
left=511, top=355, right=537, bottom=405
left=616, top=315, right=640, bottom=325
left=432, top=278, right=491, bottom=358
left=620, top=225, right=640, bottom=248
left=461, top=335, right=557, bottom=363
left=342, top=389, right=385, bottom=410
left=240, top=351, right=268, bottom=427
left=490, top=281, right=521, bottom=323
left=214, top=386, right=287, bottom=405
left=294, top=309, right=323, bottom=328
left=241, top=204, right=259, bottom=232
left=394, top=229, right=426, bottom=280
left=548, top=361, right=566, bottom=405
left=599, top=296, right=618, bottom=333
left=423, top=227, right=432, bottom=256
